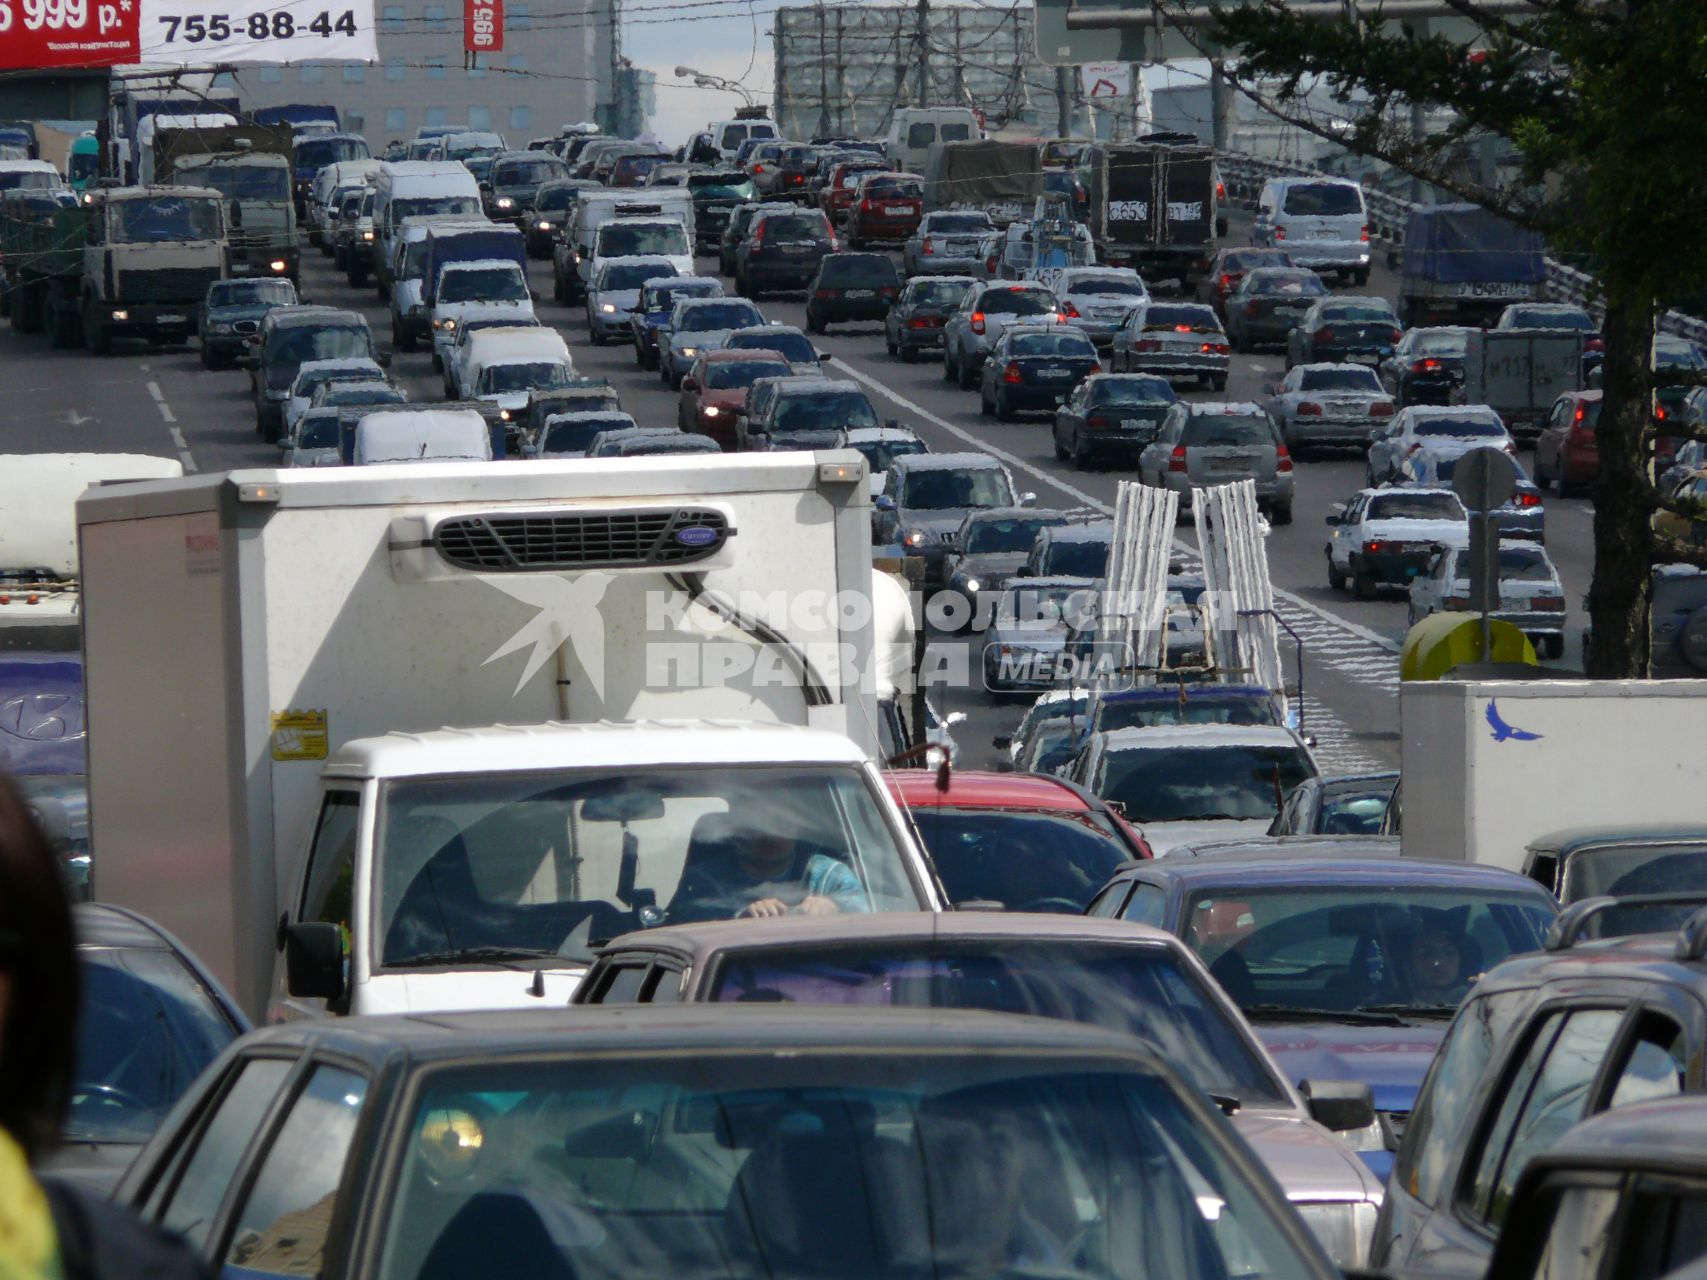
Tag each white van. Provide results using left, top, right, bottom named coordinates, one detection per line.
left=372, top=161, right=485, bottom=289
left=590, top=218, right=693, bottom=291
left=462, top=327, right=576, bottom=422
left=430, top=258, right=537, bottom=368
left=309, top=158, right=384, bottom=246
left=884, top=108, right=981, bottom=177
left=569, top=189, right=694, bottom=294
left=352, top=409, right=493, bottom=465
left=1251, top=176, right=1371, bottom=284
left=0, top=158, right=67, bottom=195
left=709, top=117, right=777, bottom=161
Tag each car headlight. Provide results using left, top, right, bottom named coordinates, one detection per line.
left=537, top=221, right=551, bottom=230
left=211, top=321, right=236, bottom=333
left=1291, top=1202, right=1376, bottom=1271
left=270, top=259, right=289, bottom=271
left=903, top=530, right=928, bottom=547
left=964, top=577, right=980, bottom=593
left=600, top=303, right=616, bottom=314
left=361, top=231, right=373, bottom=241
left=496, top=197, right=514, bottom=209
left=680, top=346, right=697, bottom=358
left=703, top=406, right=719, bottom=418
left=438, top=319, right=457, bottom=332
left=499, top=408, right=512, bottom=421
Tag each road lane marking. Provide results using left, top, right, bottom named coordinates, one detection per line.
left=147, top=380, right=197, bottom=472
left=146, top=381, right=165, bottom=402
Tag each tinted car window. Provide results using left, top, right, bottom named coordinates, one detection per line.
left=916, top=810, right=1129, bottom=911
left=1298, top=367, right=1382, bottom=392
left=679, top=302, right=763, bottom=331
left=864, top=177, right=922, bottom=200
left=757, top=213, right=829, bottom=239
left=1181, top=415, right=1273, bottom=448
left=1096, top=743, right=1312, bottom=822
left=902, top=468, right=1012, bottom=509
left=908, top=280, right=974, bottom=305
left=1246, top=270, right=1325, bottom=296
left=1069, top=274, right=1146, bottom=297
left=978, top=289, right=1054, bottom=317
left=940, top=123, right=972, bottom=142
left=906, top=122, right=936, bottom=148
left=924, top=213, right=989, bottom=233
left=773, top=390, right=878, bottom=431
left=1090, top=378, right=1176, bottom=407
left=820, top=256, right=899, bottom=285
left=727, top=330, right=816, bottom=364
left=158, top=1058, right=294, bottom=1250
left=1011, top=332, right=1096, bottom=358
left=706, top=359, right=788, bottom=390
left=965, top=516, right=1057, bottom=553
left=1281, top=182, right=1362, bottom=216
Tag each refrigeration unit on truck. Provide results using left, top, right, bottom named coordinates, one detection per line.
left=1398, top=204, right=1546, bottom=328
left=922, top=140, right=1045, bottom=228
left=78, top=453, right=937, bottom=1023
left=151, top=123, right=299, bottom=283
left=1092, top=136, right=1221, bottom=289
left=1399, top=679, right=1707, bottom=872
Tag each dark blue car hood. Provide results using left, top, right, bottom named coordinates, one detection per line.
left=1255, top=1020, right=1446, bottom=1115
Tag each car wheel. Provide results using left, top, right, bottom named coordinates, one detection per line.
left=1070, top=430, right=1091, bottom=470
left=980, top=385, right=994, bottom=416
left=995, top=392, right=1015, bottom=422
left=1054, top=428, right=1070, bottom=462
left=943, top=348, right=957, bottom=382
left=1558, top=475, right=1582, bottom=500
left=898, top=345, right=915, bottom=364
left=1352, top=267, right=1371, bottom=286
left=199, top=342, right=212, bottom=370
left=1327, top=552, right=1347, bottom=591
left=1541, top=635, right=1564, bottom=660
left=1352, top=560, right=1374, bottom=601
left=1211, top=374, right=1227, bottom=392
left=1407, top=604, right=1419, bottom=628
left=1535, top=455, right=1552, bottom=491
left=886, top=335, right=898, bottom=357
left=957, top=357, right=977, bottom=391
left=552, top=273, right=564, bottom=303
left=588, top=325, right=605, bottom=347
left=1231, top=327, right=1247, bottom=354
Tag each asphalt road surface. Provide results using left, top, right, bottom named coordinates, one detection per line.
left=1, top=213, right=1597, bottom=773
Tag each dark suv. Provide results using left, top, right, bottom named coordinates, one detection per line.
left=804, top=253, right=901, bottom=332
left=735, top=207, right=836, bottom=298
left=685, top=170, right=757, bottom=251
left=1373, top=896, right=1707, bottom=1276
left=251, top=307, right=381, bottom=442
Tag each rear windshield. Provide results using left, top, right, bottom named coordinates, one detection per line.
left=1454, top=547, right=1554, bottom=582
left=1367, top=493, right=1465, bottom=521
left=1508, top=307, right=1594, bottom=330
left=297, top=415, right=341, bottom=449
left=1182, top=415, right=1273, bottom=448
left=534, top=185, right=582, bottom=211
left=903, top=468, right=1012, bottom=510
left=1044, top=539, right=1111, bottom=578
left=774, top=390, right=878, bottom=431
left=687, top=174, right=756, bottom=201
left=1224, top=249, right=1291, bottom=271
left=1298, top=368, right=1381, bottom=392
left=980, top=288, right=1055, bottom=317
left=1142, top=305, right=1218, bottom=332
left=544, top=417, right=628, bottom=452
left=600, top=261, right=676, bottom=291
left=1012, top=332, right=1097, bottom=358
left=908, top=280, right=974, bottom=306
left=728, top=330, right=815, bottom=363
left=758, top=213, right=830, bottom=240
left=821, top=256, right=899, bottom=285
left=649, top=281, right=720, bottom=309
left=677, top=301, right=763, bottom=331
left=850, top=437, right=927, bottom=473
left=1098, top=693, right=1280, bottom=733
left=1280, top=182, right=1363, bottom=217
left=1321, top=303, right=1397, bottom=325
left=940, top=122, right=972, bottom=142
left=266, top=325, right=370, bottom=386
left=1414, top=330, right=1470, bottom=355
left=965, top=516, right=1058, bottom=554
left=599, top=222, right=688, bottom=257
left=1068, top=275, right=1146, bottom=297
left=705, top=359, right=788, bottom=390
left=1098, top=743, right=1314, bottom=823
left=924, top=213, right=990, bottom=233
left=1414, top=415, right=1505, bottom=438
left=494, top=159, right=565, bottom=186
left=1091, top=377, right=1176, bottom=406
left=864, top=177, right=922, bottom=200
left=1246, top=270, right=1325, bottom=296
left=1657, top=338, right=1706, bottom=372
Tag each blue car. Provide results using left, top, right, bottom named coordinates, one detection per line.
left=1085, top=844, right=1560, bottom=1178
left=979, top=323, right=1102, bottom=420
left=197, top=277, right=298, bottom=370
left=628, top=274, right=722, bottom=371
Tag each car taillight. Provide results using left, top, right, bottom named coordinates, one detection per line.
left=1584, top=337, right=1604, bottom=352
left=1085, top=414, right=1117, bottom=430
left=1297, top=401, right=1323, bottom=416
left=1203, top=341, right=1229, bottom=354
left=1133, top=339, right=1162, bottom=352
left=1505, top=443, right=1519, bottom=457
left=1412, top=358, right=1439, bottom=372
left=860, top=198, right=872, bottom=211
left=1513, top=491, right=1541, bottom=507
left=1363, top=539, right=1386, bottom=554
left=1655, top=403, right=1668, bottom=421
left=789, top=173, right=804, bottom=185
left=1361, top=225, right=1371, bottom=242
left=986, top=254, right=999, bottom=272
left=1216, top=179, right=1226, bottom=199
left=1220, top=273, right=1235, bottom=291
left=1244, top=301, right=1260, bottom=317
left=1390, top=329, right=1403, bottom=345
left=1574, top=405, right=1585, bottom=423
left=815, top=288, right=834, bottom=299
left=908, top=317, right=931, bottom=329
left=1371, top=402, right=1395, bottom=417
left=1062, top=301, right=1081, bottom=318
left=922, top=237, right=935, bottom=255
left=1168, top=445, right=1188, bottom=473
left=1003, top=361, right=1024, bottom=384
left=1315, top=327, right=1334, bottom=343
left=1533, top=597, right=1565, bottom=611
left=1276, top=444, right=1294, bottom=473
left=1274, top=227, right=1286, bottom=241
left=971, top=312, right=985, bottom=334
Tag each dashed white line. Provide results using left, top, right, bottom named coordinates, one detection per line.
left=146, top=380, right=197, bottom=473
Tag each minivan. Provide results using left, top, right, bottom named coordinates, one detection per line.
left=709, top=116, right=777, bottom=161
left=1251, top=177, right=1371, bottom=284
left=370, top=162, right=484, bottom=290
left=883, top=107, right=981, bottom=177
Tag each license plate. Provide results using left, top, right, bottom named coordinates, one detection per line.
left=883, top=206, right=911, bottom=217
left=157, top=314, right=186, bottom=324
left=1120, top=418, right=1145, bottom=430
left=844, top=289, right=874, bottom=298
left=1039, top=366, right=1068, bottom=378
left=949, top=241, right=974, bottom=253
left=1349, top=353, right=1378, bottom=365
left=1310, top=229, right=1337, bottom=239
left=783, top=244, right=810, bottom=254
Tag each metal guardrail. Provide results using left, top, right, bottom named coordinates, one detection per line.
left=1217, top=150, right=1707, bottom=347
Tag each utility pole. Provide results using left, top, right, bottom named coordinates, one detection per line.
left=816, top=2, right=830, bottom=138
left=914, top=0, right=930, bottom=107
left=1056, top=64, right=1071, bottom=137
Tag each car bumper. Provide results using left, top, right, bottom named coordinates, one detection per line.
left=1494, top=512, right=1546, bottom=541
left=1280, top=243, right=1371, bottom=270
left=589, top=310, right=630, bottom=339
left=1126, top=352, right=1229, bottom=377
left=909, top=254, right=982, bottom=275
left=1064, top=318, right=1124, bottom=345
left=1313, top=345, right=1394, bottom=367
left=852, top=217, right=919, bottom=241
left=745, top=259, right=822, bottom=286
left=1002, top=382, right=1084, bottom=410
left=396, top=311, right=430, bottom=341
left=813, top=298, right=892, bottom=322
left=1358, top=549, right=1438, bottom=584
left=97, top=303, right=197, bottom=335
left=1170, top=475, right=1294, bottom=504
left=895, top=325, right=946, bottom=350
left=1283, top=415, right=1385, bottom=446
left=1076, top=427, right=1151, bottom=457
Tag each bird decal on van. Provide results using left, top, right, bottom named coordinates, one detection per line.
left=1485, top=699, right=1543, bottom=743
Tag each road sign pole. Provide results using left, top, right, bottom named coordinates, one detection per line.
left=1452, top=446, right=1520, bottom=662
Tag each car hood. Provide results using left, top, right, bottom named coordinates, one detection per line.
left=701, top=387, right=750, bottom=410
left=1139, top=818, right=1275, bottom=855
left=595, top=287, right=642, bottom=312
left=291, top=447, right=344, bottom=467
left=673, top=328, right=735, bottom=350
left=1255, top=1021, right=1448, bottom=1116
left=437, top=300, right=532, bottom=322
left=208, top=303, right=278, bottom=324
left=1231, top=1108, right=1384, bottom=1203
left=39, top=1138, right=139, bottom=1196
left=1363, top=518, right=1468, bottom=543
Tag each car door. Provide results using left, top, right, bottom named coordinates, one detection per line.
left=1252, top=182, right=1278, bottom=246
left=1330, top=496, right=1364, bottom=572
left=1057, top=380, right=1089, bottom=445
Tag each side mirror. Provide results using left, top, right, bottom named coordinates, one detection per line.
left=1324, top=514, right=1340, bottom=526
left=875, top=495, right=896, bottom=512
left=378, top=351, right=393, bottom=368
left=1299, top=1079, right=1375, bottom=1133
left=284, top=921, right=345, bottom=1001
left=817, top=350, right=830, bottom=362
left=681, top=375, right=699, bottom=391
left=1018, top=492, right=1037, bottom=508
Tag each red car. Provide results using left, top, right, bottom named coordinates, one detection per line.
left=1534, top=389, right=1600, bottom=497
left=885, top=769, right=1151, bottom=912
left=845, top=171, right=924, bottom=247
left=676, top=348, right=791, bottom=449
left=820, top=160, right=886, bottom=223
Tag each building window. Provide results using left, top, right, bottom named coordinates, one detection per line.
left=258, top=65, right=282, bottom=83
left=346, top=113, right=365, bottom=134
left=300, top=63, right=324, bottom=84
left=381, top=3, right=403, bottom=30
left=342, top=64, right=365, bottom=82
left=424, top=106, right=449, bottom=126
left=386, top=108, right=408, bottom=131
left=425, top=56, right=447, bottom=79
left=468, top=106, right=492, bottom=130
left=508, top=1, right=530, bottom=28
left=385, top=57, right=405, bottom=81
left=507, top=54, right=526, bottom=72
left=423, top=3, right=447, bottom=29
left=509, top=105, right=532, bottom=131
left=467, top=56, right=487, bottom=78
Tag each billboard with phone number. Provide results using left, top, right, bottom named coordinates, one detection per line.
left=140, top=0, right=375, bottom=62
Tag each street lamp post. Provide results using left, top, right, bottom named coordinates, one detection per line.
left=673, top=65, right=759, bottom=110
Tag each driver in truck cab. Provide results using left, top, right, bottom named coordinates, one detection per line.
left=670, top=811, right=871, bottom=921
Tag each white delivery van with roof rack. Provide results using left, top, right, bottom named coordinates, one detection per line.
left=884, top=108, right=982, bottom=178
left=566, top=188, right=695, bottom=297
left=371, top=161, right=484, bottom=291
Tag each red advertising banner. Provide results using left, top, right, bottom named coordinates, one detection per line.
left=0, top=0, right=139, bottom=67
left=464, top=0, right=499, bottom=53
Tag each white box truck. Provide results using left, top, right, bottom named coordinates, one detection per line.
left=1398, top=679, right=1707, bottom=871
left=78, top=453, right=939, bottom=1022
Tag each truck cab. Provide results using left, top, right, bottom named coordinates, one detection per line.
left=81, top=186, right=228, bottom=353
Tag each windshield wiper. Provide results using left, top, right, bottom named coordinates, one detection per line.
left=1355, top=1002, right=1461, bottom=1020
left=385, top=946, right=564, bottom=970
left=1241, top=1004, right=1405, bottom=1027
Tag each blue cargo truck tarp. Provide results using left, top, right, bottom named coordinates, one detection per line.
left=1403, top=204, right=1545, bottom=284
left=421, top=223, right=528, bottom=304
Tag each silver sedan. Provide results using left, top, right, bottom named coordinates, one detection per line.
left=1262, top=363, right=1396, bottom=455
left=1407, top=540, right=1567, bottom=657
left=1051, top=266, right=1149, bottom=350
left=1110, top=301, right=1230, bottom=390
left=902, top=210, right=996, bottom=276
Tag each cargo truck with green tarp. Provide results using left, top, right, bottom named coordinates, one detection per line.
left=152, top=123, right=298, bottom=285
left=922, top=140, right=1045, bottom=229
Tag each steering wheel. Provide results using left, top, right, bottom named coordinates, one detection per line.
left=1015, top=897, right=1086, bottom=915
left=69, top=1082, right=149, bottom=1113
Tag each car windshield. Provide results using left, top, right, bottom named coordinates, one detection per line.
left=1313, top=781, right=1397, bottom=835
left=440, top=266, right=528, bottom=302
left=651, top=282, right=720, bottom=310
left=392, top=195, right=482, bottom=220
left=600, top=223, right=689, bottom=257
left=295, top=137, right=368, bottom=169
left=543, top=417, right=628, bottom=452
left=1070, top=275, right=1146, bottom=297
left=1413, top=331, right=1470, bottom=356
left=1012, top=332, right=1096, bottom=359
left=376, top=1051, right=1318, bottom=1280
left=1281, top=182, right=1362, bottom=216
left=706, top=359, right=787, bottom=390
left=210, top=280, right=295, bottom=307
left=297, top=414, right=342, bottom=448
left=1414, top=415, right=1505, bottom=438
left=1142, top=306, right=1217, bottom=332
left=601, top=262, right=675, bottom=291
left=908, top=280, right=973, bottom=306
left=1044, top=539, right=1111, bottom=578
left=774, top=391, right=878, bottom=431
left=758, top=213, right=829, bottom=240
left=1368, top=493, right=1465, bottom=521
left=865, top=177, right=922, bottom=200
left=965, top=516, right=1056, bottom=554
left=1180, top=885, right=1554, bottom=1015
left=375, top=765, right=920, bottom=966
left=173, top=163, right=291, bottom=201
left=687, top=174, right=756, bottom=201
left=711, top=939, right=1287, bottom=1106
left=1247, top=270, right=1324, bottom=296
left=1299, top=368, right=1381, bottom=392
left=267, top=326, right=370, bottom=387
left=1182, top=415, right=1272, bottom=448
left=1098, top=694, right=1280, bottom=734
left=1321, top=304, right=1396, bottom=325
left=111, top=195, right=222, bottom=242
left=728, top=330, right=815, bottom=363
left=534, top=185, right=580, bottom=211
left=838, top=168, right=883, bottom=189
left=1566, top=845, right=1707, bottom=937
left=926, top=213, right=990, bottom=233
left=1510, top=308, right=1594, bottom=330
left=478, top=361, right=570, bottom=395
left=903, top=468, right=1012, bottom=510
left=679, top=302, right=762, bottom=333
left=68, top=945, right=239, bottom=1143
left=1097, top=743, right=1314, bottom=823
left=821, top=257, right=898, bottom=285
left=495, top=159, right=563, bottom=186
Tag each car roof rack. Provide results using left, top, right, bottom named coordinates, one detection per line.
left=1543, top=892, right=1707, bottom=952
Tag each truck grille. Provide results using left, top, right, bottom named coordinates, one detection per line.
left=433, top=507, right=733, bottom=571
left=119, top=267, right=222, bottom=304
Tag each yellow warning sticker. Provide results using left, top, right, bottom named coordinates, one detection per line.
left=271, top=710, right=329, bottom=761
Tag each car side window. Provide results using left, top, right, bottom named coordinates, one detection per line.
left=299, top=791, right=359, bottom=929
left=1395, top=988, right=1528, bottom=1208
left=586, top=961, right=651, bottom=1004
left=1120, top=884, right=1169, bottom=929
left=1526, top=1183, right=1623, bottom=1280
left=222, top=1064, right=369, bottom=1276
left=1612, top=1180, right=1707, bottom=1280
left=1604, top=1013, right=1688, bottom=1109
left=1464, top=1007, right=1625, bottom=1230
left=154, top=1057, right=295, bottom=1251
left=1086, top=882, right=1130, bottom=919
